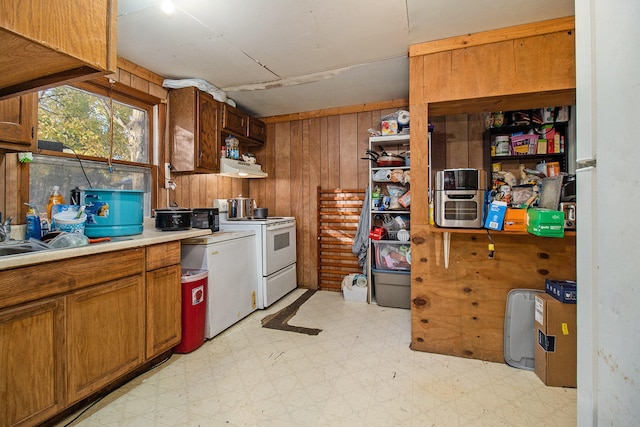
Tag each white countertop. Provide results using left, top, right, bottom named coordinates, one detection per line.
left=0, top=218, right=213, bottom=271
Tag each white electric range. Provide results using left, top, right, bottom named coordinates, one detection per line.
left=215, top=202, right=297, bottom=309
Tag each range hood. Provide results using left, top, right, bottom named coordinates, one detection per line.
left=218, top=157, right=268, bottom=178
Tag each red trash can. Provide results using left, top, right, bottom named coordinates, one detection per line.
left=173, top=269, right=208, bottom=354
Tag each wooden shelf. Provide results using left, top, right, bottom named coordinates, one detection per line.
left=431, top=225, right=576, bottom=237
left=430, top=225, right=576, bottom=269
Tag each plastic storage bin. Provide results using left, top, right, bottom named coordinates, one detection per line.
left=174, top=269, right=208, bottom=354
left=372, top=241, right=411, bottom=271
left=372, top=268, right=410, bottom=309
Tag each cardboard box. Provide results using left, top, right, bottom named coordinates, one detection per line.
left=527, top=208, right=564, bottom=238
left=484, top=201, right=507, bottom=230
left=545, top=279, right=577, bottom=304
left=503, top=208, right=527, bottom=232
left=534, top=293, right=577, bottom=387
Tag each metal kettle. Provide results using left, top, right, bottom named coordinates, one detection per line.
left=227, top=196, right=254, bottom=219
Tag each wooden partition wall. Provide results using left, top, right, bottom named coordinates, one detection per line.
left=409, top=17, right=578, bottom=362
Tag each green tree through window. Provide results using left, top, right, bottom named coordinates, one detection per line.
left=38, top=85, right=148, bottom=163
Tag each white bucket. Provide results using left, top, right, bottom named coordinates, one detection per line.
left=53, top=212, right=87, bottom=234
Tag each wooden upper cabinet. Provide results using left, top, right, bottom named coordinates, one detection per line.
left=169, top=87, right=220, bottom=173
left=221, top=104, right=247, bottom=136
left=0, top=0, right=117, bottom=100
left=248, top=116, right=266, bottom=144
left=0, top=92, right=36, bottom=151
left=221, top=103, right=266, bottom=146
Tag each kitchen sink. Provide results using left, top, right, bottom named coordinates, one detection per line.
left=0, top=240, right=50, bottom=257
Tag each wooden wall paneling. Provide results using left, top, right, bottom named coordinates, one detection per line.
left=445, top=115, right=470, bottom=168
left=422, top=51, right=453, bottom=103
left=452, top=41, right=517, bottom=100
left=468, top=114, right=486, bottom=170
left=412, top=232, right=576, bottom=361
left=326, top=116, right=341, bottom=190
left=261, top=122, right=278, bottom=213
left=356, top=111, right=372, bottom=190
left=188, top=174, right=200, bottom=207
left=274, top=121, right=292, bottom=216
left=338, top=114, right=358, bottom=189
left=304, top=119, right=322, bottom=289
left=290, top=120, right=304, bottom=285
left=204, top=175, right=216, bottom=207
left=429, top=116, right=447, bottom=185
left=319, top=117, right=329, bottom=190
left=514, top=31, right=576, bottom=93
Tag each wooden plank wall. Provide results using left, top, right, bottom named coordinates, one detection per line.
left=249, top=107, right=407, bottom=289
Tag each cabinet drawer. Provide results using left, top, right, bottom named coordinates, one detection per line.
left=146, top=242, right=181, bottom=271
left=0, top=248, right=145, bottom=310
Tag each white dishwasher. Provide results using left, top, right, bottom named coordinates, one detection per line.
left=181, top=231, right=258, bottom=339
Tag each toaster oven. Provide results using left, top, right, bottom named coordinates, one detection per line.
left=435, top=169, right=486, bottom=228
left=191, top=208, right=219, bottom=231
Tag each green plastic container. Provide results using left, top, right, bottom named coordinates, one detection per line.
left=527, top=208, right=564, bottom=238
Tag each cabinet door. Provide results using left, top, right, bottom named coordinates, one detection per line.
left=146, top=264, right=182, bottom=360
left=0, top=298, right=65, bottom=427
left=221, top=103, right=247, bottom=136
left=66, top=274, right=144, bottom=404
left=248, top=117, right=266, bottom=144
left=0, top=93, right=36, bottom=151
left=197, top=92, right=220, bottom=172
left=0, top=0, right=116, bottom=99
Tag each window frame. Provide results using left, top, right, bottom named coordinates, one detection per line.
left=29, top=77, right=163, bottom=214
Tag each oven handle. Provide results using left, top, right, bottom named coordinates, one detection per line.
left=266, top=222, right=295, bottom=231
left=446, top=194, right=475, bottom=200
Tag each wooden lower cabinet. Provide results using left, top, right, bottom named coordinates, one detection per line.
left=0, top=298, right=65, bottom=427
left=146, top=264, right=181, bottom=359
left=66, top=274, right=145, bottom=405
left=0, top=244, right=184, bottom=424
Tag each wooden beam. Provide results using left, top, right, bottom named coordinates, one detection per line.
left=261, top=99, right=409, bottom=123
left=409, top=16, right=575, bottom=57
left=117, top=57, right=166, bottom=87
left=428, top=89, right=576, bottom=116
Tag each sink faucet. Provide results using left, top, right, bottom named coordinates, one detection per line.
left=0, top=215, right=12, bottom=242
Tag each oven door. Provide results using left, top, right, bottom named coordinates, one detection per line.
left=262, top=221, right=297, bottom=276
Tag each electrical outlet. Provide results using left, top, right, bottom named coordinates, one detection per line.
left=164, top=163, right=172, bottom=189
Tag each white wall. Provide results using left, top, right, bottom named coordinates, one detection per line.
left=576, top=0, right=640, bottom=424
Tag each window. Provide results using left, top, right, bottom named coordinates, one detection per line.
left=30, top=82, right=156, bottom=217
left=38, top=84, right=150, bottom=163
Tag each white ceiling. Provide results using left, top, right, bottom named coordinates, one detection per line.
left=117, top=0, right=574, bottom=118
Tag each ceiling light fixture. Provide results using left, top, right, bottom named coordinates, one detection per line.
left=161, top=0, right=175, bottom=15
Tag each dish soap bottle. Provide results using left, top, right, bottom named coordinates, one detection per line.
left=25, top=203, right=42, bottom=239
left=46, top=185, right=65, bottom=220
